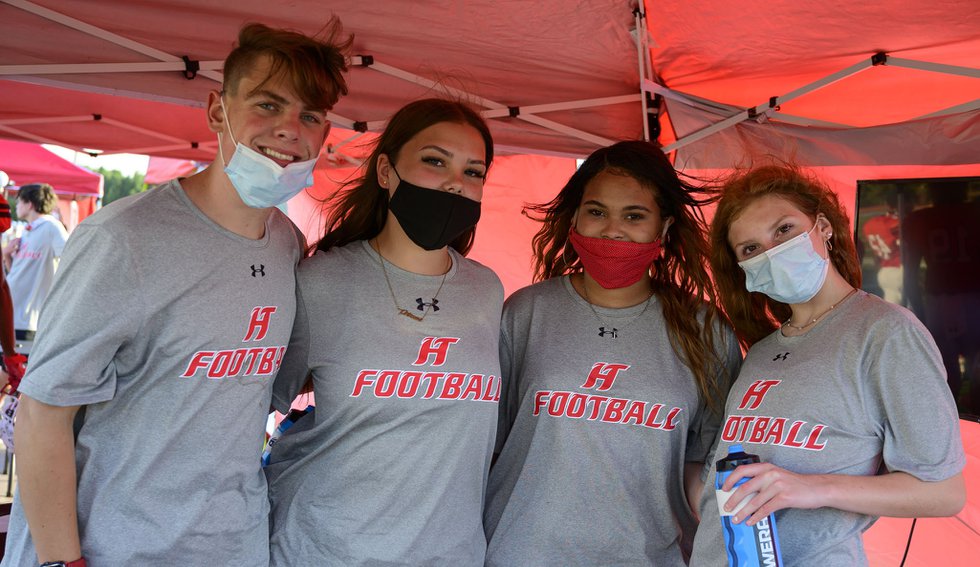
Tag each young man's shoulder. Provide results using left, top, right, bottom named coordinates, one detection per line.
left=80, top=179, right=181, bottom=233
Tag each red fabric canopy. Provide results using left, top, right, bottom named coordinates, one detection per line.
left=0, top=138, right=102, bottom=196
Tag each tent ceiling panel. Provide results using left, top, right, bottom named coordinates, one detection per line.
left=0, top=0, right=645, bottom=159
left=648, top=0, right=980, bottom=128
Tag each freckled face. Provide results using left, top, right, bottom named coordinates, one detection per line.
left=574, top=170, right=667, bottom=243
left=728, top=194, right=826, bottom=262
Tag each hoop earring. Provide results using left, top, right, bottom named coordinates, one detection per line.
left=826, top=234, right=833, bottom=251
left=561, top=244, right=574, bottom=268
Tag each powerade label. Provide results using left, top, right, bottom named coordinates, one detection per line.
left=716, top=445, right=783, bottom=567
left=753, top=517, right=779, bottom=566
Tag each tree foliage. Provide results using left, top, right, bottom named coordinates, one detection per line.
left=98, top=168, right=147, bottom=206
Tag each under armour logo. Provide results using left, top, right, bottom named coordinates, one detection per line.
left=251, top=264, right=266, bottom=277
left=416, top=297, right=440, bottom=312
left=772, top=352, right=790, bottom=361
left=598, top=326, right=618, bottom=338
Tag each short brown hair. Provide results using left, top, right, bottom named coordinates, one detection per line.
left=222, top=19, right=352, bottom=111
left=17, top=183, right=58, bottom=215
left=709, top=164, right=862, bottom=348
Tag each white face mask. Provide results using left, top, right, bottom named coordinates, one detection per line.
left=737, top=219, right=829, bottom=304
left=218, top=99, right=318, bottom=209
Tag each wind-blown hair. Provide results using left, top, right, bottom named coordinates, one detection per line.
left=223, top=19, right=352, bottom=111
left=709, top=164, right=861, bottom=348
left=526, top=140, right=729, bottom=413
left=314, top=98, right=494, bottom=255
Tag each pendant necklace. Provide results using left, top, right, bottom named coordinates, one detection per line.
left=782, top=287, right=857, bottom=331
left=581, top=278, right=654, bottom=339
left=373, top=239, right=449, bottom=322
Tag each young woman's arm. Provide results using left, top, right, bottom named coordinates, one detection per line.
left=719, top=463, right=965, bottom=525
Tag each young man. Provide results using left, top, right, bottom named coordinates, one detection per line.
left=2, top=183, right=68, bottom=356
left=2, top=20, right=351, bottom=567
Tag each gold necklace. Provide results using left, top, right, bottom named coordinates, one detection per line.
left=581, top=277, right=654, bottom=339
left=783, top=288, right=858, bottom=331
left=373, top=239, right=449, bottom=322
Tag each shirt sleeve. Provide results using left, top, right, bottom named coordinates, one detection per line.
left=271, top=276, right=312, bottom=414
left=494, top=297, right=524, bottom=455
left=18, top=223, right=144, bottom=406
left=865, top=309, right=965, bottom=481
left=52, top=223, right=68, bottom=256
left=686, top=322, right=742, bottom=464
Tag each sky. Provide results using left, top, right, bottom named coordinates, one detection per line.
left=43, top=144, right=150, bottom=177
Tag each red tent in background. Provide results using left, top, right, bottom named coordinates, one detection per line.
left=0, top=1, right=977, bottom=562
left=0, top=138, right=103, bottom=230
left=863, top=418, right=980, bottom=567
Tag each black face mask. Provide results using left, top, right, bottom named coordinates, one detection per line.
left=388, top=166, right=482, bottom=251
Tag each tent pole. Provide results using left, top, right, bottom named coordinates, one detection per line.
left=368, top=60, right=616, bottom=147
left=916, top=98, right=980, bottom=119
left=634, top=5, right=650, bottom=141
left=0, top=61, right=224, bottom=76
left=663, top=57, right=874, bottom=153
left=4, top=0, right=223, bottom=82
left=0, top=124, right=72, bottom=147
left=886, top=58, right=980, bottom=79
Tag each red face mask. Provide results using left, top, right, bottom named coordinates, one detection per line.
left=568, top=227, right=662, bottom=289
left=0, top=201, right=10, bottom=234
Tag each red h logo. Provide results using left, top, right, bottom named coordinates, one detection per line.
left=581, top=362, right=630, bottom=391
left=737, top=379, right=781, bottom=410
left=412, top=337, right=460, bottom=366
left=243, top=306, right=277, bottom=342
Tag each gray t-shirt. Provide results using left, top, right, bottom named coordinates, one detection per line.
left=485, top=276, right=740, bottom=567
left=689, top=291, right=965, bottom=567
left=266, top=240, right=504, bottom=566
left=2, top=179, right=302, bottom=567
left=6, top=214, right=68, bottom=331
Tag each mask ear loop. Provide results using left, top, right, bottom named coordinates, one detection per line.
left=216, top=96, right=239, bottom=166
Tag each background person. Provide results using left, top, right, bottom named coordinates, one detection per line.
left=690, top=165, right=965, bottom=566
left=265, top=98, right=503, bottom=566
left=2, top=20, right=351, bottom=567
left=484, top=141, right=739, bottom=566
left=861, top=192, right=902, bottom=304
left=2, top=183, right=67, bottom=356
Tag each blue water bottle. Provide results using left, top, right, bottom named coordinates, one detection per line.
left=716, top=444, right=783, bottom=566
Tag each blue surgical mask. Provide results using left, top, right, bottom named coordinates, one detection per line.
left=218, top=99, right=318, bottom=209
left=737, top=219, right=829, bottom=304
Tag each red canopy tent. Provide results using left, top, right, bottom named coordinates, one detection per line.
left=0, top=138, right=103, bottom=228
left=0, top=0, right=977, bottom=562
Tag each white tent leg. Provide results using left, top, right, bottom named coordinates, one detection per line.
left=634, top=5, right=650, bottom=141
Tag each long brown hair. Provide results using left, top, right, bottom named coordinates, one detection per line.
left=709, top=165, right=862, bottom=349
left=314, top=98, right=494, bottom=255
left=526, top=140, right=730, bottom=413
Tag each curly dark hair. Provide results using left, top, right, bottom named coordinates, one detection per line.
left=526, top=140, right=731, bottom=413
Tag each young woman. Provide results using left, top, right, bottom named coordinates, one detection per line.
left=484, top=141, right=739, bottom=566
left=689, top=165, right=966, bottom=566
left=265, top=99, right=504, bottom=566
